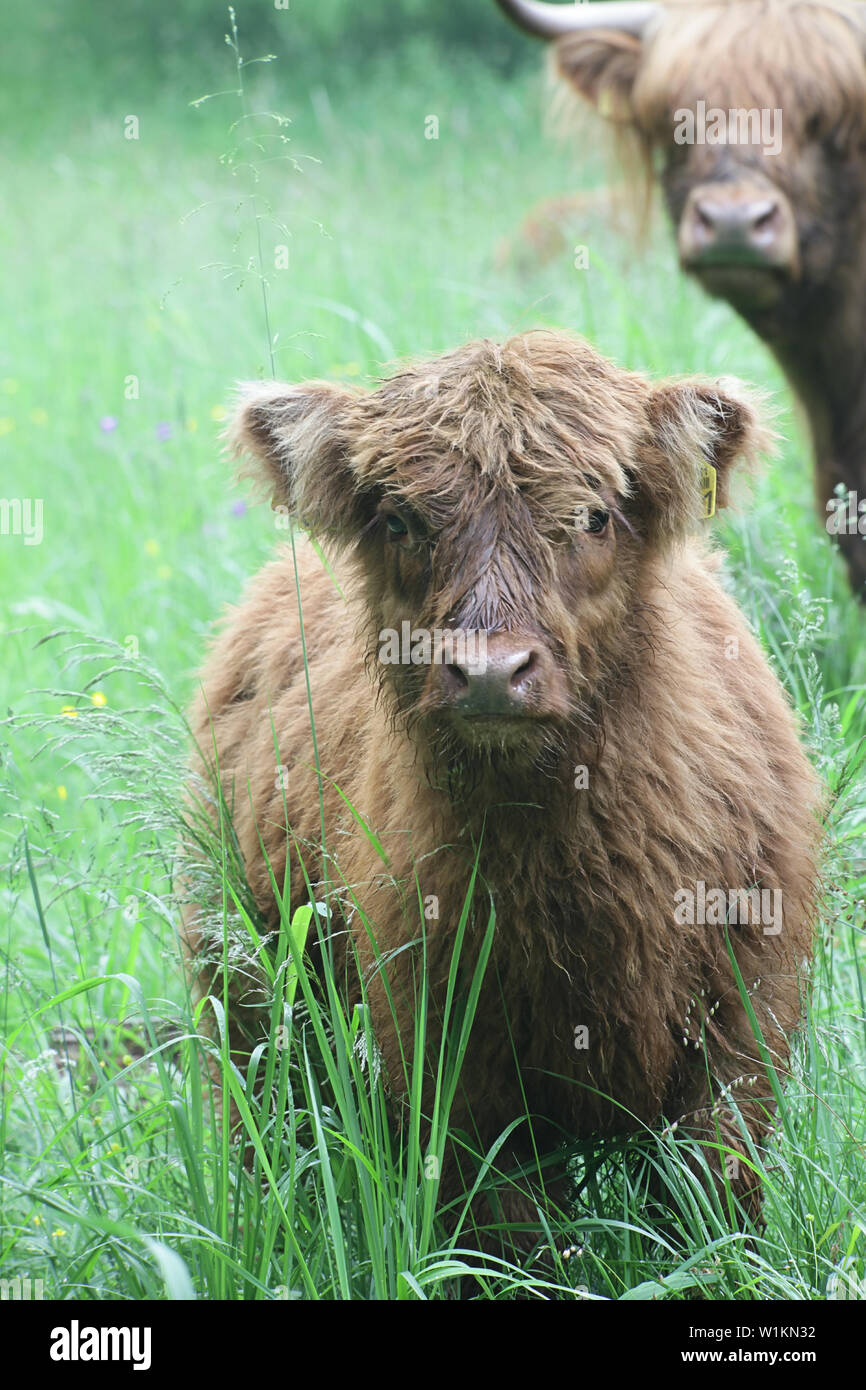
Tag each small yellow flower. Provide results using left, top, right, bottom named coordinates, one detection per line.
left=144, top=538, right=160, bottom=557
left=157, top=564, right=172, bottom=580
left=32, top=1216, right=42, bottom=1227
left=121, top=1053, right=134, bottom=1067
left=51, top=1228, right=67, bottom=1240
left=2, top=378, right=19, bottom=394
left=60, top=705, right=78, bottom=719
left=30, top=407, right=48, bottom=426
left=109, top=1142, right=123, bottom=1154
left=185, top=417, right=198, bottom=433
left=0, top=417, right=15, bottom=436
left=210, top=404, right=227, bottom=422
left=90, top=691, right=107, bottom=707
left=57, top=785, right=68, bottom=801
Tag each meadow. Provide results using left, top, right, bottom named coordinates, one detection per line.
left=1, top=3, right=864, bottom=1300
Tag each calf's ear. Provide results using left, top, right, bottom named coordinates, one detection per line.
left=227, top=380, right=368, bottom=543
left=634, top=378, right=772, bottom=541
left=555, top=32, right=643, bottom=122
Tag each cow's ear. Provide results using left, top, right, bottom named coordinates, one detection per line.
left=555, top=31, right=643, bottom=121
left=630, top=378, right=772, bottom=541
left=228, top=380, right=369, bottom=543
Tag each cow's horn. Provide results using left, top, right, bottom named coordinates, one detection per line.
left=494, top=0, right=660, bottom=39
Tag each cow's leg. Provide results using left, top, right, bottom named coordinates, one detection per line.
left=662, top=1051, right=781, bottom=1231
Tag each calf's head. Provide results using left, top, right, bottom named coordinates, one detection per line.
left=230, top=332, right=764, bottom=774
left=496, top=0, right=866, bottom=316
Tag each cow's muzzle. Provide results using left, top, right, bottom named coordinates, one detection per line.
left=678, top=182, right=799, bottom=283
left=430, top=631, right=566, bottom=721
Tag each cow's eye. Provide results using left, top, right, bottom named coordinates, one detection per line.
left=384, top=512, right=409, bottom=539
left=587, top=508, right=610, bottom=534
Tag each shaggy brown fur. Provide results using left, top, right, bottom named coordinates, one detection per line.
left=503, top=0, right=866, bottom=596
left=183, top=329, right=821, bottom=1242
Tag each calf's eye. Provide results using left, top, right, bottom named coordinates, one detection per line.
left=385, top=513, right=409, bottom=538
left=586, top=508, right=610, bottom=534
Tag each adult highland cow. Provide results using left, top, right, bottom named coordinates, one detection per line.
left=183, top=330, right=820, bottom=1242
left=494, top=0, right=866, bottom=597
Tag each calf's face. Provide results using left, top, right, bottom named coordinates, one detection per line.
left=230, top=332, right=764, bottom=771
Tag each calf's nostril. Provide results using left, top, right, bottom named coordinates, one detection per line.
left=445, top=663, right=469, bottom=691
left=510, top=651, right=538, bottom=691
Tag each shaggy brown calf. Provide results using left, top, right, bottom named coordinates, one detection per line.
left=495, top=0, right=866, bottom=597
left=184, top=329, right=820, bottom=1240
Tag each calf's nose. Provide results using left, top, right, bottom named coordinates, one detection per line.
left=439, top=636, right=544, bottom=716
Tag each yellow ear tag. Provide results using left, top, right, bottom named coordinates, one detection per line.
left=700, top=461, right=717, bottom=519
